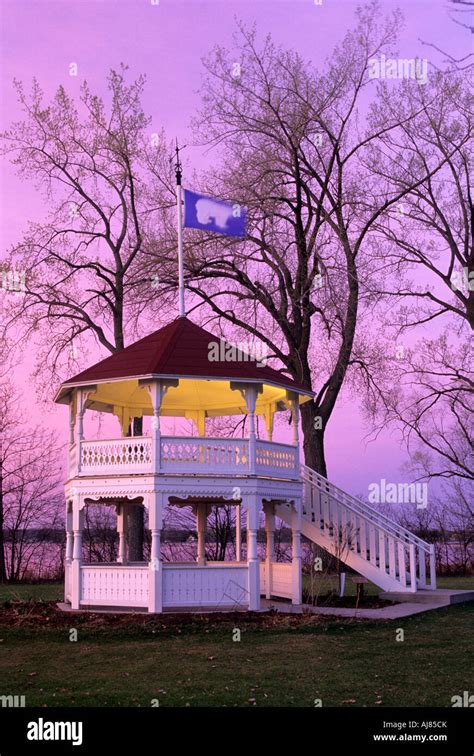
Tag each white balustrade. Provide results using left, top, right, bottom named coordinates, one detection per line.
left=75, top=435, right=298, bottom=480
left=80, top=437, right=153, bottom=474
left=255, top=441, right=298, bottom=478
left=259, top=561, right=292, bottom=599
left=81, top=565, right=149, bottom=607
left=162, top=563, right=248, bottom=607
left=160, top=436, right=250, bottom=474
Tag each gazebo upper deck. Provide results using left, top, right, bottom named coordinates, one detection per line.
left=55, top=316, right=313, bottom=482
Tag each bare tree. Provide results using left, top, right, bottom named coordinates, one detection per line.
left=447, top=0, right=474, bottom=35
left=206, top=505, right=234, bottom=562
left=362, top=66, right=473, bottom=494
left=1, top=66, right=172, bottom=555
left=83, top=505, right=118, bottom=564
left=0, top=379, right=63, bottom=582
left=153, top=5, right=451, bottom=476
left=419, top=1, right=474, bottom=71
left=368, top=69, right=473, bottom=330
left=395, top=339, right=472, bottom=482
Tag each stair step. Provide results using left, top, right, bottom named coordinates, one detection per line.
left=379, top=590, right=474, bottom=606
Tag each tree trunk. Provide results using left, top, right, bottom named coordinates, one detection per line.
left=128, top=505, right=144, bottom=562
left=300, top=401, right=327, bottom=477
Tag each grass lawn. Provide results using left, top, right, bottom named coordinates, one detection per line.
left=0, top=577, right=472, bottom=708
left=0, top=583, right=63, bottom=603
left=303, top=573, right=474, bottom=599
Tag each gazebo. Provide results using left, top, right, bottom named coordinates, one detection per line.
left=55, top=316, right=313, bottom=612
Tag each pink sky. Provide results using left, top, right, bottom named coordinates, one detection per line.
left=0, top=0, right=468, bottom=498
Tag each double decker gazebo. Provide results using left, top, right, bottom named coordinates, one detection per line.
left=55, top=316, right=313, bottom=613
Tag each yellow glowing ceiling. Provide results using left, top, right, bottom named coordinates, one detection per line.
left=85, top=377, right=310, bottom=419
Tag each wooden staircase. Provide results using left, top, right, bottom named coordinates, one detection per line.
left=276, top=464, right=436, bottom=593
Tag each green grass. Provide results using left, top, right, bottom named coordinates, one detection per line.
left=0, top=583, right=63, bottom=603
left=302, top=573, right=474, bottom=597
left=0, top=578, right=472, bottom=708
left=436, top=575, right=474, bottom=589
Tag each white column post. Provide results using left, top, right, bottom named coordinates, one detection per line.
left=76, top=389, right=85, bottom=474
left=247, top=388, right=257, bottom=475
left=235, top=504, right=242, bottom=562
left=264, top=502, right=275, bottom=600
left=229, top=383, right=262, bottom=475
left=196, top=410, right=206, bottom=438
left=196, top=504, right=207, bottom=565
left=429, top=544, right=437, bottom=590
left=148, top=492, right=163, bottom=613
left=144, top=379, right=178, bottom=473
left=149, top=381, right=162, bottom=473
left=289, top=392, right=300, bottom=478
left=291, top=499, right=302, bottom=605
left=117, top=504, right=127, bottom=564
left=64, top=502, right=74, bottom=602
left=71, top=498, right=84, bottom=610
left=409, top=544, right=417, bottom=593
left=68, top=400, right=76, bottom=447
left=246, top=494, right=260, bottom=610
left=65, top=503, right=74, bottom=562
left=263, top=403, right=275, bottom=442
left=68, top=395, right=76, bottom=478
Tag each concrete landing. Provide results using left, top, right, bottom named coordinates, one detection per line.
left=262, top=593, right=474, bottom=620
left=379, top=589, right=474, bottom=606
left=262, top=599, right=442, bottom=620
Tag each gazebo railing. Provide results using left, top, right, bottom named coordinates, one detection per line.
left=76, top=435, right=299, bottom=479
left=79, top=437, right=153, bottom=474
left=160, top=436, right=249, bottom=473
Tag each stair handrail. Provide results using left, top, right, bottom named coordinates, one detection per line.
left=301, top=464, right=432, bottom=553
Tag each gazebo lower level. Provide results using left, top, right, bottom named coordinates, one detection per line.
left=64, top=473, right=303, bottom=613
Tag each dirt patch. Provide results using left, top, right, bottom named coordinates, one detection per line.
left=0, top=599, right=369, bottom=632
left=302, top=592, right=396, bottom=609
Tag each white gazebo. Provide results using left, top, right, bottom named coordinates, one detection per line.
left=55, top=316, right=314, bottom=613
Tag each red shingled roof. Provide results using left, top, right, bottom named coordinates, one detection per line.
left=57, top=317, right=311, bottom=396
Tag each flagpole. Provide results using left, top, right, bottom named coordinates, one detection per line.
left=175, top=141, right=185, bottom=318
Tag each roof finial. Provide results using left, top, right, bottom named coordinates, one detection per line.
left=174, top=138, right=183, bottom=186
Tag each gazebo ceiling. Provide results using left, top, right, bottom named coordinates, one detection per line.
left=81, top=377, right=296, bottom=418
left=54, top=316, right=313, bottom=415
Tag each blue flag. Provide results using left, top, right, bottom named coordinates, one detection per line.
left=183, top=189, right=247, bottom=238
